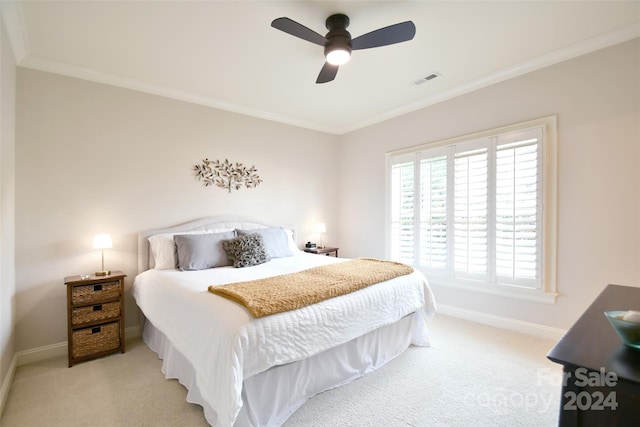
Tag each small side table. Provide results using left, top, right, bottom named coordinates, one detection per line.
left=304, top=247, right=339, bottom=257
left=64, top=271, right=126, bottom=367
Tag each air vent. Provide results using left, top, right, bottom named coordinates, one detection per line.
left=414, top=72, right=441, bottom=85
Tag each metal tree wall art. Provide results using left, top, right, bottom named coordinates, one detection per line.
left=194, top=158, right=262, bottom=193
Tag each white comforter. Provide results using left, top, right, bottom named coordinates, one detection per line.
left=133, top=252, right=435, bottom=427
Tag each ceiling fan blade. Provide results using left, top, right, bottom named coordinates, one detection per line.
left=351, top=21, right=416, bottom=50
left=271, top=17, right=327, bottom=46
left=316, top=62, right=339, bottom=84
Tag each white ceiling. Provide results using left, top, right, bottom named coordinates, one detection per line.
left=4, top=1, right=640, bottom=134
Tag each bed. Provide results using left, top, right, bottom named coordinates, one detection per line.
left=132, top=216, right=436, bottom=427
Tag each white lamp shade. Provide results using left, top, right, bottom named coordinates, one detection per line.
left=314, top=223, right=327, bottom=233
left=93, top=234, right=112, bottom=249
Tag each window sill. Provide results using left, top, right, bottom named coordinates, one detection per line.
left=427, top=276, right=558, bottom=304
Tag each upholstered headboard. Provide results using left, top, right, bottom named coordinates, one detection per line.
left=137, top=215, right=294, bottom=274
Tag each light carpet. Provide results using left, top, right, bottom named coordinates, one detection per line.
left=1, top=314, right=562, bottom=426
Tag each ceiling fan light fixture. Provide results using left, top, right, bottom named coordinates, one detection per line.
left=326, top=47, right=351, bottom=65
left=271, top=13, right=416, bottom=83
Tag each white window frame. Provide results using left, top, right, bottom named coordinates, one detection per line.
left=385, top=116, right=558, bottom=303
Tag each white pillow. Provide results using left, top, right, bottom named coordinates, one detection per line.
left=284, top=229, right=301, bottom=253
left=148, top=229, right=234, bottom=269
left=236, top=227, right=293, bottom=259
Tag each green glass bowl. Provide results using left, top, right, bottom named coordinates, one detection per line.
left=604, top=311, right=640, bottom=350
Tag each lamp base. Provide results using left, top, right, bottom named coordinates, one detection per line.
left=95, top=270, right=111, bottom=276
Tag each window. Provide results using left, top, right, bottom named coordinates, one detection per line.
left=387, top=117, right=557, bottom=303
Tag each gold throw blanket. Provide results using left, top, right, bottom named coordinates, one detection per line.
left=208, top=258, right=414, bottom=318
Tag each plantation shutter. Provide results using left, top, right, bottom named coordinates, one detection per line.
left=390, top=156, right=416, bottom=264
left=454, top=143, right=488, bottom=276
left=494, top=128, right=542, bottom=287
left=388, top=120, right=549, bottom=293
left=419, top=153, right=448, bottom=269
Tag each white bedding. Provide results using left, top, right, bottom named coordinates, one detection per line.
left=133, top=251, right=435, bottom=427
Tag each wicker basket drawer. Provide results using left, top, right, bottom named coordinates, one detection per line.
left=72, top=321, right=120, bottom=359
left=71, top=281, right=120, bottom=305
left=71, top=301, right=120, bottom=326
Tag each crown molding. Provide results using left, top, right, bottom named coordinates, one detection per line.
left=18, top=54, right=338, bottom=135
left=337, top=22, right=640, bottom=135
left=14, top=20, right=640, bottom=136
left=1, top=0, right=29, bottom=63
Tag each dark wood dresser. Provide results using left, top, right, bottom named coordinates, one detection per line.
left=547, top=284, right=640, bottom=426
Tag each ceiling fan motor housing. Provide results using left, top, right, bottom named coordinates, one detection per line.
left=324, top=14, right=352, bottom=57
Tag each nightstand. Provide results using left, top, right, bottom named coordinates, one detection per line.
left=64, top=271, right=126, bottom=367
left=304, top=247, right=339, bottom=257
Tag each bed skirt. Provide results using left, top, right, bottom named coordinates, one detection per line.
left=143, top=310, right=431, bottom=427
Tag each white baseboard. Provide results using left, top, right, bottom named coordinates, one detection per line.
left=436, top=303, right=567, bottom=341
left=1, top=326, right=139, bottom=417
left=16, top=325, right=141, bottom=367
left=0, top=353, right=17, bottom=416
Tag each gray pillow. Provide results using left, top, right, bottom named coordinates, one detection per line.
left=223, top=233, right=270, bottom=268
left=236, top=227, right=292, bottom=259
left=174, top=231, right=236, bottom=271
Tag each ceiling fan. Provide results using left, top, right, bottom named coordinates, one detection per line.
left=271, top=14, right=416, bottom=84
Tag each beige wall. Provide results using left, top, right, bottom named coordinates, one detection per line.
left=338, top=39, right=640, bottom=330
left=15, top=70, right=339, bottom=351
left=0, top=14, right=17, bottom=405
left=10, top=37, right=640, bottom=353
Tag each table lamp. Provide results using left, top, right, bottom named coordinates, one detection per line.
left=314, top=223, right=326, bottom=249
left=93, top=234, right=112, bottom=276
